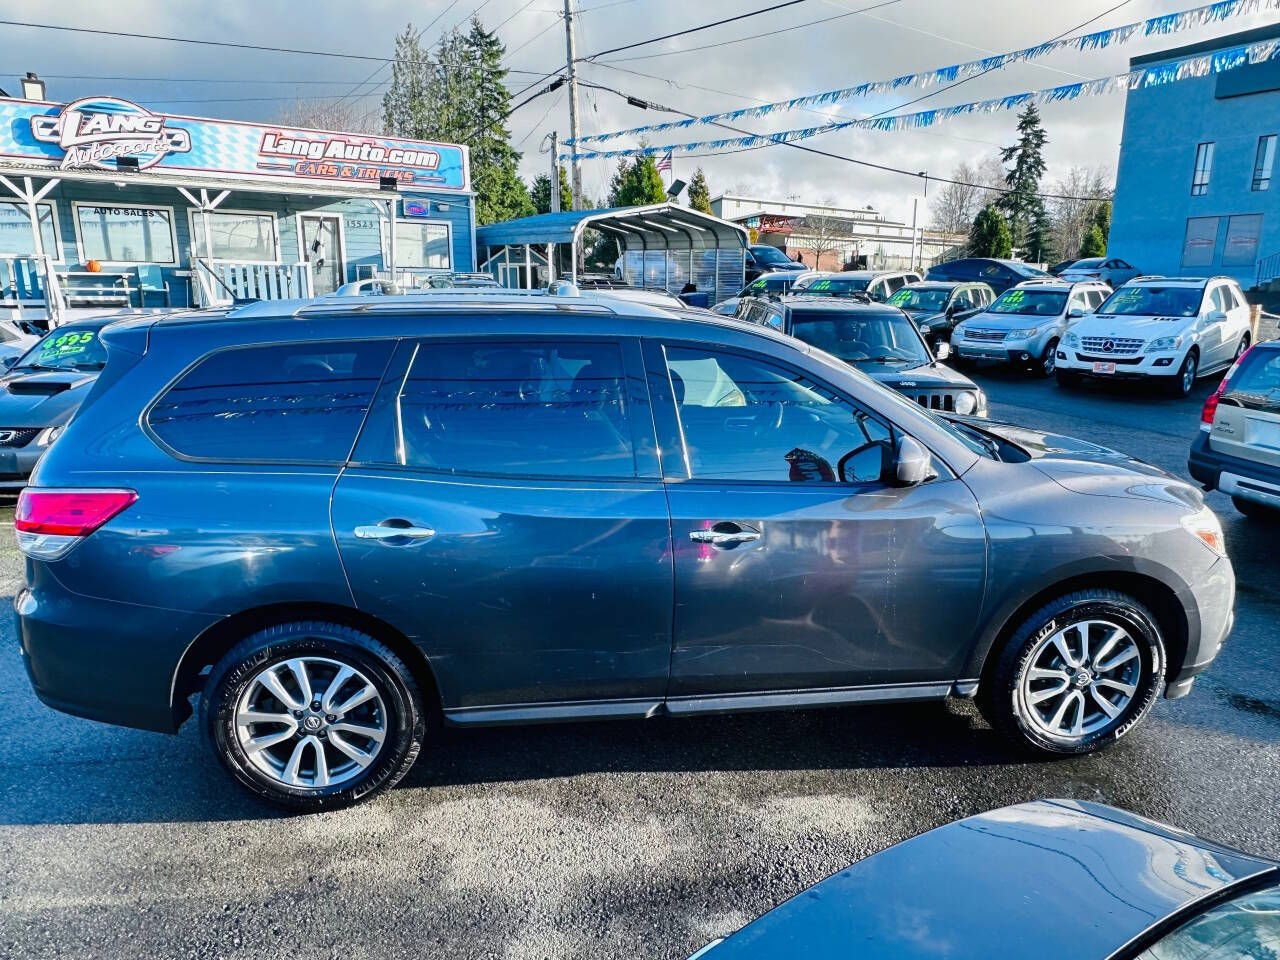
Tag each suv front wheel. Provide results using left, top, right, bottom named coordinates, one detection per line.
left=1168, top=349, right=1198, bottom=397
left=201, top=621, right=426, bottom=811
left=979, top=589, right=1164, bottom=755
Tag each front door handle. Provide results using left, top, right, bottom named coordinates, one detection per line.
left=689, top=522, right=761, bottom=547
left=354, top=521, right=436, bottom=541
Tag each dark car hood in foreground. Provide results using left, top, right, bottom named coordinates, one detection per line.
left=0, top=370, right=99, bottom=428
left=706, top=800, right=1277, bottom=960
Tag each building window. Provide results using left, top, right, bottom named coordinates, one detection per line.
left=191, top=210, right=278, bottom=262
left=74, top=203, right=177, bottom=265
left=394, top=220, right=451, bottom=269
left=0, top=201, right=59, bottom=259
left=1191, top=142, right=1214, bottom=196
left=1181, top=217, right=1219, bottom=268
left=1223, top=214, right=1263, bottom=267
left=1253, top=135, right=1276, bottom=192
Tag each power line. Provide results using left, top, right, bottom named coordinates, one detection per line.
left=595, top=0, right=901, bottom=64
left=581, top=0, right=814, bottom=61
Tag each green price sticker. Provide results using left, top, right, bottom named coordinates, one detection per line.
left=888, top=289, right=911, bottom=304
left=812, top=279, right=832, bottom=290
left=39, top=331, right=95, bottom=360
left=1003, top=290, right=1025, bottom=304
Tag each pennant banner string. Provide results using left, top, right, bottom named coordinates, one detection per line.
left=560, top=37, right=1280, bottom=161
left=564, top=0, right=1280, bottom=146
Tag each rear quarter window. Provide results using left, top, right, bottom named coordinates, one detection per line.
left=147, top=340, right=394, bottom=463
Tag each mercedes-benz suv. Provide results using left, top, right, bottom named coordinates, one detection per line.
left=16, top=292, right=1233, bottom=810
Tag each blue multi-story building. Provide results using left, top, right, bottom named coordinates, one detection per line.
left=1110, top=23, right=1280, bottom=294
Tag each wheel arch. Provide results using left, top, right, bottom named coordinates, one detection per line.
left=170, top=601, right=442, bottom=730
left=967, top=569, right=1191, bottom=694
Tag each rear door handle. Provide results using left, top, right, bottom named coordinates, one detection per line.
left=354, top=522, right=436, bottom=541
left=689, top=522, right=761, bottom=547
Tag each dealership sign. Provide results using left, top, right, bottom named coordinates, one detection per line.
left=31, top=97, right=192, bottom=171
left=0, top=96, right=468, bottom=190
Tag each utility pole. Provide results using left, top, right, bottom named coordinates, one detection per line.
left=563, top=0, right=583, bottom=211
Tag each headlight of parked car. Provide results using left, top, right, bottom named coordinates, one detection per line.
left=1063, top=331, right=1079, bottom=347
left=952, top=324, right=966, bottom=339
left=35, top=424, right=64, bottom=447
left=1007, top=326, right=1039, bottom=338
left=1146, top=335, right=1184, bottom=353
left=954, top=391, right=978, bottom=415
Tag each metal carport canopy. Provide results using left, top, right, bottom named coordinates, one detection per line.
left=475, top=202, right=748, bottom=251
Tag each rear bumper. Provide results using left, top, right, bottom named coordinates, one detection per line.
left=16, top=566, right=220, bottom=733
left=1188, top=430, right=1280, bottom=506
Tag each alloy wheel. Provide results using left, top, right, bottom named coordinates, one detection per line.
left=1019, top=619, right=1142, bottom=740
left=1182, top=353, right=1197, bottom=393
left=1042, top=339, right=1058, bottom=376
left=235, top=656, right=387, bottom=789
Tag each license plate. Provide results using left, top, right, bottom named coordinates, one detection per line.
left=1092, top=361, right=1116, bottom=374
left=1247, top=417, right=1280, bottom=451
left=961, top=347, right=1000, bottom=358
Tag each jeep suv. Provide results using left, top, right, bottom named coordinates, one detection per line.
left=16, top=293, right=1233, bottom=809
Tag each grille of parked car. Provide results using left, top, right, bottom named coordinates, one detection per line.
left=908, top=391, right=961, bottom=412
left=1081, top=336, right=1144, bottom=355
left=0, top=428, right=40, bottom=447
left=964, top=328, right=1008, bottom=342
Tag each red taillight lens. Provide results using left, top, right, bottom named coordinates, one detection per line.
left=1201, top=391, right=1220, bottom=425
left=15, top=489, right=137, bottom=537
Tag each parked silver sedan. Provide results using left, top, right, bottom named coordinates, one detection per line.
left=1059, top=257, right=1141, bottom=288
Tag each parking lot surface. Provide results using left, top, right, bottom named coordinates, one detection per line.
left=1, top=368, right=1277, bottom=960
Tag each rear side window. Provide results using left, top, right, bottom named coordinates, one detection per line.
left=148, top=340, right=393, bottom=462
left=388, top=340, right=637, bottom=479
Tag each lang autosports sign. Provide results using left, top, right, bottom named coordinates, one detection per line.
left=0, top=96, right=469, bottom=190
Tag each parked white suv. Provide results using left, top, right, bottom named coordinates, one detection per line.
left=1055, top=276, right=1253, bottom=396
left=950, top=278, right=1110, bottom=376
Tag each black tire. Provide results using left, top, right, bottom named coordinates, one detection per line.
left=1167, top=349, right=1198, bottom=397
left=1233, top=496, right=1280, bottom=521
left=1036, top=338, right=1060, bottom=378
left=978, top=589, right=1164, bottom=756
left=1233, top=333, right=1252, bottom=364
left=1055, top=369, right=1081, bottom=389
left=201, top=621, right=426, bottom=811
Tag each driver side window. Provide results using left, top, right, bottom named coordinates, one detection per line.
left=663, top=345, right=892, bottom=483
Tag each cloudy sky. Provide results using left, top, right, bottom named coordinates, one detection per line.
left=12, top=0, right=1277, bottom=225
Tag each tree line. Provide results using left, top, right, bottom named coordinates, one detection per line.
left=931, top=103, right=1113, bottom=264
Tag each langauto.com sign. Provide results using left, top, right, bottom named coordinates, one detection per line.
left=31, top=97, right=192, bottom=171
left=1, top=96, right=469, bottom=190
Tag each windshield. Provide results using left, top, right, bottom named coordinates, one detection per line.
left=742, top=273, right=794, bottom=295
left=1138, top=883, right=1280, bottom=959
left=988, top=289, right=1068, bottom=316
left=751, top=245, right=794, bottom=266
left=789, top=309, right=931, bottom=366
left=1225, top=348, right=1280, bottom=411
left=1066, top=258, right=1104, bottom=270
left=793, top=275, right=870, bottom=295
left=887, top=287, right=949, bottom=311
left=1098, top=285, right=1202, bottom=317
left=16, top=327, right=108, bottom=372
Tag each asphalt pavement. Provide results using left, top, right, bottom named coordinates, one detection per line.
left=1, top=366, right=1278, bottom=960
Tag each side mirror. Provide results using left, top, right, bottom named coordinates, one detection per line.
left=0, top=355, right=16, bottom=370
left=934, top=340, right=952, bottom=360
left=1207, top=309, right=1228, bottom=323
left=1067, top=306, right=1086, bottom=318
left=946, top=303, right=958, bottom=318
left=887, top=435, right=933, bottom=488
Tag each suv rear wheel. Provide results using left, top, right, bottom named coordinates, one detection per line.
left=201, top=621, right=426, bottom=811
left=979, top=589, right=1164, bottom=755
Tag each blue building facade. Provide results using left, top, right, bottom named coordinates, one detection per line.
left=1110, top=24, right=1280, bottom=292
left=0, top=93, right=474, bottom=310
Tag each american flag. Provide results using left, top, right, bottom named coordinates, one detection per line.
left=655, top=150, right=673, bottom=173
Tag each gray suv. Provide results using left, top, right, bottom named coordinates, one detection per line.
left=15, top=293, right=1234, bottom=810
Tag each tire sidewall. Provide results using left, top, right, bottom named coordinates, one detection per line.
left=203, top=625, right=424, bottom=810
left=1005, top=597, right=1163, bottom=755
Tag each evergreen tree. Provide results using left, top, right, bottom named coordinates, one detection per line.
left=608, top=154, right=667, bottom=207
left=382, top=26, right=432, bottom=139
left=996, top=104, right=1048, bottom=253
left=529, top=167, right=573, bottom=214
left=1079, top=223, right=1107, bottom=258
left=970, top=204, right=1012, bottom=258
left=687, top=167, right=713, bottom=214
left=1092, top=200, right=1112, bottom=245
left=1027, top=204, right=1055, bottom=264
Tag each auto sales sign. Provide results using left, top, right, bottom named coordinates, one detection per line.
left=0, top=95, right=468, bottom=191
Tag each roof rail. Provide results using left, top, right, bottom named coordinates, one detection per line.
left=293, top=296, right=617, bottom=319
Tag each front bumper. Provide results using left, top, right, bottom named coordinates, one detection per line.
left=1165, top=554, right=1235, bottom=698
left=953, top=332, right=1051, bottom=364
left=1055, top=348, right=1181, bottom=380
left=0, top=442, right=45, bottom=489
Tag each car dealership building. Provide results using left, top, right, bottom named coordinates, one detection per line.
left=0, top=89, right=475, bottom=321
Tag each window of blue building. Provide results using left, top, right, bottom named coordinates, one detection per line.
left=1191, top=142, right=1214, bottom=196
left=1253, top=135, right=1276, bottom=192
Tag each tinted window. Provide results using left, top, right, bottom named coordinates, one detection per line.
left=391, top=341, right=636, bottom=478
left=937, top=260, right=974, bottom=279
left=18, top=326, right=108, bottom=371
left=664, top=346, right=892, bottom=483
left=790, top=309, right=930, bottom=366
left=1098, top=285, right=1203, bottom=317
left=884, top=275, right=906, bottom=294
left=989, top=289, right=1068, bottom=316
left=148, top=340, right=393, bottom=462
left=887, top=287, right=948, bottom=311
left=794, top=274, right=871, bottom=295
left=1138, top=883, right=1280, bottom=960
left=1226, top=347, right=1280, bottom=399
left=744, top=272, right=793, bottom=295
left=750, top=245, right=795, bottom=267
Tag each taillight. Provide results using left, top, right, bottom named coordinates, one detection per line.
left=1201, top=346, right=1252, bottom=430
left=15, top=488, right=136, bottom=559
